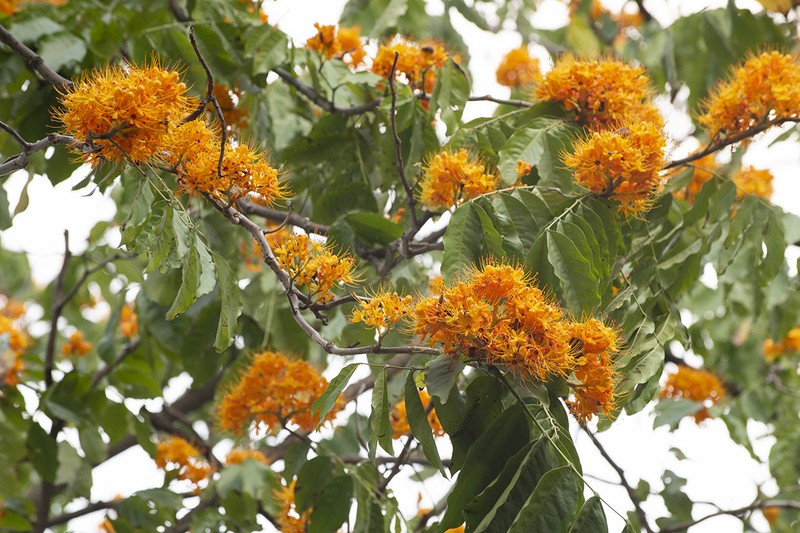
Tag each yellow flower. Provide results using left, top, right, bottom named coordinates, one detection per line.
left=62, top=331, right=92, bottom=357
left=0, top=0, right=15, bottom=16
left=763, top=326, right=800, bottom=362
left=225, top=448, right=270, bottom=465
left=731, top=166, right=773, bottom=201
left=566, top=318, right=620, bottom=424
left=216, top=351, right=340, bottom=435
left=536, top=55, right=662, bottom=129
left=274, top=480, right=311, bottom=533
left=372, top=36, right=451, bottom=93
left=56, top=59, right=195, bottom=166
left=419, top=148, right=498, bottom=210
left=391, top=389, right=445, bottom=439
left=119, top=305, right=138, bottom=338
left=155, top=436, right=214, bottom=491
left=564, top=122, right=666, bottom=214
left=351, top=289, right=413, bottom=331
left=0, top=314, right=28, bottom=386
left=496, top=47, right=542, bottom=88
left=673, top=153, right=718, bottom=202
left=699, top=51, right=800, bottom=140
left=661, top=366, right=726, bottom=423
left=210, top=84, right=249, bottom=132
left=306, top=23, right=366, bottom=68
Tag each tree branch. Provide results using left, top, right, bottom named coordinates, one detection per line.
left=45, top=499, right=120, bottom=528
left=44, top=231, right=71, bottom=388
left=272, top=66, right=382, bottom=116
left=659, top=499, right=800, bottom=533
left=0, top=25, right=73, bottom=90
left=0, top=121, right=79, bottom=177
left=89, top=337, right=141, bottom=390
left=237, top=199, right=329, bottom=235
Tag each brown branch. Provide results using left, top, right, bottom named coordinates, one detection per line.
left=659, top=499, right=800, bottom=533
left=0, top=121, right=79, bottom=177
left=0, top=25, right=73, bottom=90
left=167, top=0, right=191, bottom=23
left=89, top=337, right=141, bottom=390
left=583, top=428, right=654, bottom=533
left=237, top=199, right=329, bottom=235
left=388, top=52, right=420, bottom=236
left=272, top=66, right=382, bottom=116
left=44, top=231, right=71, bottom=388
left=45, top=499, right=120, bottom=528
left=631, top=0, right=654, bottom=22
left=467, top=95, right=531, bottom=107
left=664, top=117, right=800, bottom=170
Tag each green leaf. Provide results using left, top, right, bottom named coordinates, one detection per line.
left=474, top=203, right=505, bottom=259
left=309, top=475, right=354, bottom=533
left=405, top=372, right=446, bottom=476
left=546, top=230, right=601, bottom=314
left=166, top=240, right=202, bottom=320
left=370, top=0, right=409, bottom=36
left=439, top=403, right=529, bottom=530
left=213, top=253, right=243, bottom=351
left=430, top=59, right=470, bottom=134
left=442, top=203, right=483, bottom=282
left=26, top=423, right=58, bottom=483
left=0, top=187, right=12, bottom=230
left=497, top=119, right=579, bottom=187
left=424, top=355, right=465, bottom=403
left=295, top=456, right=336, bottom=512
left=369, top=370, right=393, bottom=459
left=654, top=399, right=702, bottom=429
left=245, top=25, right=289, bottom=75
left=508, top=466, right=580, bottom=533
left=38, top=33, right=86, bottom=71
left=345, top=212, right=404, bottom=246
left=312, top=363, right=362, bottom=428
left=569, top=496, right=607, bottom=533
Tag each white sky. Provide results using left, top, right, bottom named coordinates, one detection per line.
left=2, top=0, right=798, bottom=531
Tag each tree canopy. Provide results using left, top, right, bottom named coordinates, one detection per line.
left=1, top=0, right=800, bottom=532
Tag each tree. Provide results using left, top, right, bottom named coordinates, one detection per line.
left=1, top=0, right=799, bottom=531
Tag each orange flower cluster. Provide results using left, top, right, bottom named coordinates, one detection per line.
left=306, top=23, right=367, bottom=68
left=572, top=0, right=643, bottom=29
left=274, top=480, right=310, bottom=533
left=0, top=314, right=28, bottom=386
left=1, top=0, right=65, bottom=15
left=210, top=84, right=249, bottom=133
left=155, top=436, right=214, bottom=490
left=0, top=297, right=24, bottom=319
left=567, top=318, right=620, bottom=424
left=673, top=153, right=718, bottom=202
left=120, top=305, right=138, bottom=338
left=660, top=366, right=726, bottom=423
left=271, top=233, right=357, bottom=303
left=763, top=327, right=800, bottom=362
left=225, top=448, right=270, bottom=465
left=535, top=56, right=661, bottom=128
left=698, top=51, right=800, bottom=140
left=496, top=47, right=542, bottom=88
left=351, top=290, right=413, bottom=331
left=372, top=37, right=450, bottom=93
left=390, top=389, right=445, bottom=439
left=564, top=122, right=666, bottom=214
left=419, top=148, right=499, bottom=210
left=56, top=61, right=194, bottom=166
left=164, top=119, right=286, bottom=205
left=216, top=351, right=339, bottom=435
left=412, top=263, right=618, bottom=422
left=732, top=166, right=773, bottom=201
left=62, top=331, right=92, bottom=357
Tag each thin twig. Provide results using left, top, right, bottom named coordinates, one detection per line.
left=272, top=66, right=382, bottom=116
left=44, top=231, right=71, bottom=388
left=0, top=123, right=79, bottom=177
left=659, top=499, right=800, bottom=533
left=583, top=428, right=654, bottom=533
left=0, top=25, right=73, bottom=89
left=237, top=199, right=329, bottom=235
left=388, top=52, right=419, bottom=234
left=89, top=337, right=141, bottom=390
left=631, top=0, right=654, bottom=22
left=45, top=499, right=120, bottom=527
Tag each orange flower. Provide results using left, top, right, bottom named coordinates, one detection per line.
left=535, top=55, right=661, bottom=129
left=564, top=122, right=666, bottom=214
left=372, top=37, right=450, bottom=93
left=306, top=23, right=366, bottom=68
left=120, top=305, right=138, bottom=338
left=390, top=389, right=445, bottom=439
left=567, top=318, right=620, bottom=424
left=155, top=436, right=214, bottom=491
left=496, top=47, right=542, bottom=88
left=272, top=233, right=357, bottom=303
left=673, top=153, right=718, bottom=202
left=699, top=51, right=800, bottom=140
left=419, top=148, right=498, bottom=210
left=0, top=314, right=28, bottom=386
left=661, top=366, right=726, bottom=423
left=216, top=351, right=339, bottom=435
left=274, top=480, right=310, bottom=533
left=62, top=331, right=92, bottom=357
left=225, top=448, right=270, bottom=465
left=0, top=297, right=25, bottom=319
left=763, top=326, right=800, bottom=362
left=0, top=0, right=15, bottom=15
left=209, top=84, right=249, bottom=132
left=56, top=59, right=195, bottom=166
left=351, top=289, right=413, bottom=331
left=763, top=505, right=780, bottom=525
left=731, top=166, right=773, bottom=201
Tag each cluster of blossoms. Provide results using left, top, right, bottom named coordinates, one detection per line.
left=210, top=84, right=249, bottom=133
left=732, top=166, right=774, bottom=201
left=57, top=62, right=286, bottom=206
left=120, top=304, right=138, bottom=338
left=495, top=47, right=542, bottom=88
left=564, top=122, right=666, bottom=214
left=673, top=153, right=719, bottom=202
left=660, top=366, right=726, bottom=423
left=154, top=436, right=214, bottom=491
left=225, top=448, right=269, bottom=466
left=271, top=233, right=357, bottom=303
left=571, top=0, right=643, bottom=31
left=763, top=327, right=800, bottom=362
left=419, top=148, right=499, bottom=210
left=372, top=36, right=450, bottom=93
left=216, top=351, right=339, bottom=435
left=306, top=23, right=367, bottom=68
left=390, top=389, right=445, bottom=439
left=535, top=55, right=662, bottom=129
left=274, top=480, right=310, bottom=533
left=0, top=0, right=65, bottom=16
left=0, top=313, right=28, bottom=386
left=351, top=289, right=413, bottom=333
left=412, top=263, right=619, bottom=422
left=699, top=51, right=800, bottom=140
left=62, top=331, right=92, bottom=357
